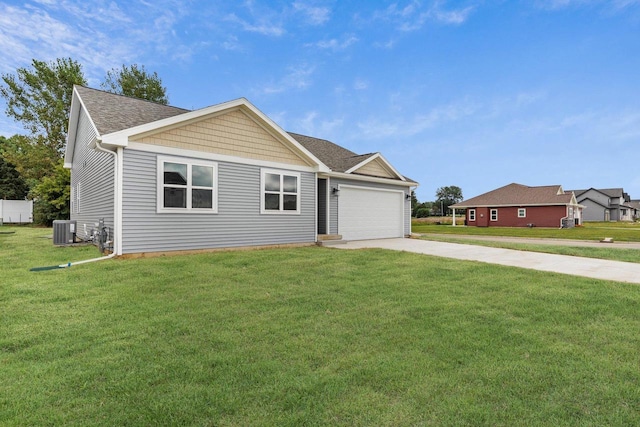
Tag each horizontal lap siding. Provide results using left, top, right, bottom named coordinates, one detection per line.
left=329, top=178, right=411, bottom=236
left=121, top=149, right=316, bottom=254
left=468, top=206, right=567, bottom=227
left=70, top=109, right=114, bottom=240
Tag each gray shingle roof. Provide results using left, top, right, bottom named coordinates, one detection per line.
left=287, top=132, right=374, bottom=173
left=75, top=86, right=413, bottom=183
left=451, top=183, right=574, bottom=208
left=75, top=85, right=189, bottom=135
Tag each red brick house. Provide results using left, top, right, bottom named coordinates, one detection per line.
left=450, top=183, right=584, bottom=228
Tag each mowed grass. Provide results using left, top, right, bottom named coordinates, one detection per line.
left=2, top=227, right=640, bottom=426
left=412, top=220, right=640, bottom=242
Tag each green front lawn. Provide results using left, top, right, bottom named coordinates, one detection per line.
left=412, top=220, right=640, bottom=242
left=2, top=227, right=639, bottom=426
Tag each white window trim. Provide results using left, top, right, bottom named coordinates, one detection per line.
left=518, top=208, right=526, bottom=218
left=71, top=183, right=81, bottom=214
left=490, top=209, right=498, bottom=221
left=260, top=168, right=301, bottom=215
left=157, top=156, right=218, bottom=214
left=469, top=209, right=476, bottom=221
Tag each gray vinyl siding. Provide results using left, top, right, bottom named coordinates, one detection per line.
left=328, top=177, right=411, bottom=236
left=69, top=108, right=114, bottom=240
left=121, top=149, right=316, bottom=254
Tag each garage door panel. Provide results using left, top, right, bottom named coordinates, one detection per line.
left=338, top=186, right=404, bottom=240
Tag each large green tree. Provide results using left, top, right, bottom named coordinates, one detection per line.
left=101, top=64, right=168, bottom=104
left=1, top=58, right=169, bottom=225
left=0, top=58, right=86, bottom=225
left=435, top=185, right=463, bottom=215
left=1, top=58, right=86, bottom=153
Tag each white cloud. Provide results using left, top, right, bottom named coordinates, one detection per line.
left=292, top=2, right=331, bottom=25
left=354, top=79, right=368, bottom=90
left=309, top=35, right=358, bottom=50
left=225, top=13, right=285, bottom=36
left=357, top=100, right=479, bottom=139
left=372, top=0, right=475, bottom=32
left=0, top=1, right=200, bottom=77
left=257, top=64, right=316, bottom=95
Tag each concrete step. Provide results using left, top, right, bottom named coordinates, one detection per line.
left=317, top=234, right=343, bottom=241
left=318, top=239, right=348, bottom=247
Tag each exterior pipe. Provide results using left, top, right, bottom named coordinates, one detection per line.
left=31, top=138, right=120, bottom=272
left=94, top=138, right=120, bottom=255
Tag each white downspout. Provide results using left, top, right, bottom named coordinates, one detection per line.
left=93, top=138, right=120, bottom=258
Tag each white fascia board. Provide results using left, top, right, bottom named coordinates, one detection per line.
left=344, top=152, right=406, bottom=181
left=328, top=171, right=415, bottom=187
left=64, top=86, right=101, bottom=168
left=98, top=97, right=330, bottom=172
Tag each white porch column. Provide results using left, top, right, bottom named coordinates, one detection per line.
left=452, top=208, right=456, bottom=226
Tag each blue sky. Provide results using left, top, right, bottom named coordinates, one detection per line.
left=1, top=0, right=639, bottom=202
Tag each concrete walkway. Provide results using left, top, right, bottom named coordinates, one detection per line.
left=334, top=238, right=640, bottom=284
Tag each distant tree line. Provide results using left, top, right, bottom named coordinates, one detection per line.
left=411, top=185, right=463, bottom=218
left=0, top=59, right=168, bottom=225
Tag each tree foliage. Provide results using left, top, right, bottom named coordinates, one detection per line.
left=1, top=58, right=169, bottom=224
left=0, top=138, right=28, bottom=200
left=435, top=185, right=463, bottom=215
left=0, top=58, right=86, bottom=153
left=101, top=64, right=168, bottom=105
left=31, top=161, right=71, bottom=226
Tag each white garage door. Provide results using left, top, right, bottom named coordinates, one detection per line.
left=338, top=185, right=404, bottom=240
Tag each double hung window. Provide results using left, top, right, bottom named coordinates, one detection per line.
left=261, top=169, right=300, bottom=214
left=490, top=209, right=498, bottom=221
left=518, top=208, right=526, bottom=218
left=468, top=209, right=476, bottom=221
left=158, top=157, right=217, bottom=213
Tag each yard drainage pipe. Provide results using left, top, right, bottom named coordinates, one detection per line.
left=30, top=252, right=116, bottom=271
left=30, top=138, right=119, bottom=272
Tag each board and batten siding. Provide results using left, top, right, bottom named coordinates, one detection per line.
left=328, top=178, right=411, bottom=236
left=70, top=108, right=114, bottom=240
left=121, top=149, right=316, bottom=254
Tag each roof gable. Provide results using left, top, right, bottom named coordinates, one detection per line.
left=346, top=153, right=405, bottom=180
left=135, top=108, right=314, bottom=167
left=452, top=183, right=575, bottom=208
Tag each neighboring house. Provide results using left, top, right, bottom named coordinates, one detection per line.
left=64, top=86, right=417, bottom=256
left=631, top=200, right=640, bottom=220
left=569, top=188, right=635, bottom=221
left=450, top=183, right=583, bottom=228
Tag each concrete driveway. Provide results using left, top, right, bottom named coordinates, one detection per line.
left=334, top=238, right=640, bottom=284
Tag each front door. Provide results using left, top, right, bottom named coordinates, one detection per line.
left=476, top=207, right=489, bottom=227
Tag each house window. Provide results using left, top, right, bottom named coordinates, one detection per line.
left=490, top=209, right=498, bottom=221
left=157, top=156, right=218, bottom=213
left=469, top=209, right=476, bottom=221
left=518, top=208, right=526, bottom=218
left=71, top=183, right=81, bottom=214
left=261, top=169, right=300, bottom=214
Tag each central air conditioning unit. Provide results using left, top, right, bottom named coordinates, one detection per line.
left=53, top=220, right=77, bottom=245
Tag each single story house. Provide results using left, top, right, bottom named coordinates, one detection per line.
left=450, top=183, right=583, bottom=228
left=568, top=188, right=634, bottom=222
left=64, top=86, right=417, bottom=256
